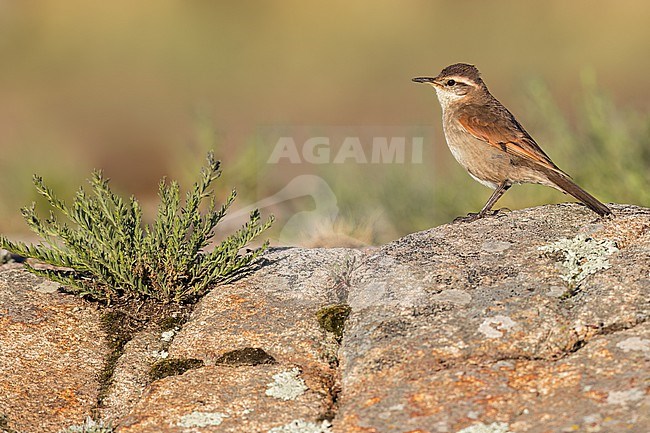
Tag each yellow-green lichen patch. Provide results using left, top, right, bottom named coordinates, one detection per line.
left=316, top=304, right=351, bottom=340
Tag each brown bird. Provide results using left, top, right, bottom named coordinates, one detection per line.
left=413, top=63, right=612, bottom=220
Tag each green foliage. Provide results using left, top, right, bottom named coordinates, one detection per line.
left=0, top=153, right=274, bottom=303
left=525, top=73, right=650, bottom=207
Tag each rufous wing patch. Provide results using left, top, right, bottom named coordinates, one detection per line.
left=458, top=112, right=560, bottom=172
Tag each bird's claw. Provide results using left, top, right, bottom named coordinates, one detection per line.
left=453, top=213, right=481, bottom=223
left=453, top=208, right=510, bottom=223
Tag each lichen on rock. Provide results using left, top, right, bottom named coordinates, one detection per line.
left=57, top=417, right=113, bottom=433
left=456, top=422, right=511, bottom=433
left=538, top=233, right=618, bottom=285
left=176, top=411, right=228, bottom=428
left=265, top=368, right=308, bottom=401
left=316, top=304, right=351, bottom=340
left=267, top=419, right=332, bottom=433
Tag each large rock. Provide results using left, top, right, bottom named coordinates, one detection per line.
left=337, top=204, right=649, bottom=432
left=0, top=204, right=648, bottom=433
left=0, top=264, right=108, bottom=433
left=119, top=247, right=362, bottom=432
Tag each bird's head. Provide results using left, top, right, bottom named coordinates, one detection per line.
left=412, top=63, right=486, bottom=107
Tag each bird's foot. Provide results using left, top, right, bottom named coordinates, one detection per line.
left=453, top=208, right=511, bottom=223
left=492, top=207, right=512, bottom=217
left=453, top=212, right=482, bottom=223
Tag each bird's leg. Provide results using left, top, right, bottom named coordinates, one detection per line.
left=453, top=181, right=512, bottom=223
left=478, top=181, right=511, bottom=217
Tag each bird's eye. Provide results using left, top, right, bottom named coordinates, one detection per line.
left=446, top=79, right=456, bottom=86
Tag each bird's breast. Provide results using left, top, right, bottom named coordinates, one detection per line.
left=441, top=116, right=510, bottom=188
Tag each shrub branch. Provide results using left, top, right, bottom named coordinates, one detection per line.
left=0, top=152, right=273, bottom=303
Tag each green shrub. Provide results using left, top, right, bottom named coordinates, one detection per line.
left=0, top=152, right=273, bottom=303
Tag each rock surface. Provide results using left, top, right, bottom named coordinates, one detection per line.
left=0, top=264, right=107, bottom=433
left=118, top=248, right=361, bottom=432
left=338, top=204, right=649, bottom=432
left=0, top=204, right=648, bottom=433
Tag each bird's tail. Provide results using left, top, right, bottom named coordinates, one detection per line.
left=545, top=170, right=612, bottom=217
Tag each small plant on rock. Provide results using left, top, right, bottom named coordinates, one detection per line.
left=0, top=152, right=273, bottom=303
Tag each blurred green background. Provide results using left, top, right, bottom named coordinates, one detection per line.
left=1, top=1, right=649, bottom=246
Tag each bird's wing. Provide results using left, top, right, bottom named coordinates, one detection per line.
left=458, top=104, right=561, bottom=172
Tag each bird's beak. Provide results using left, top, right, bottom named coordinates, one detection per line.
left=412, top=77, right=440, bottom=87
